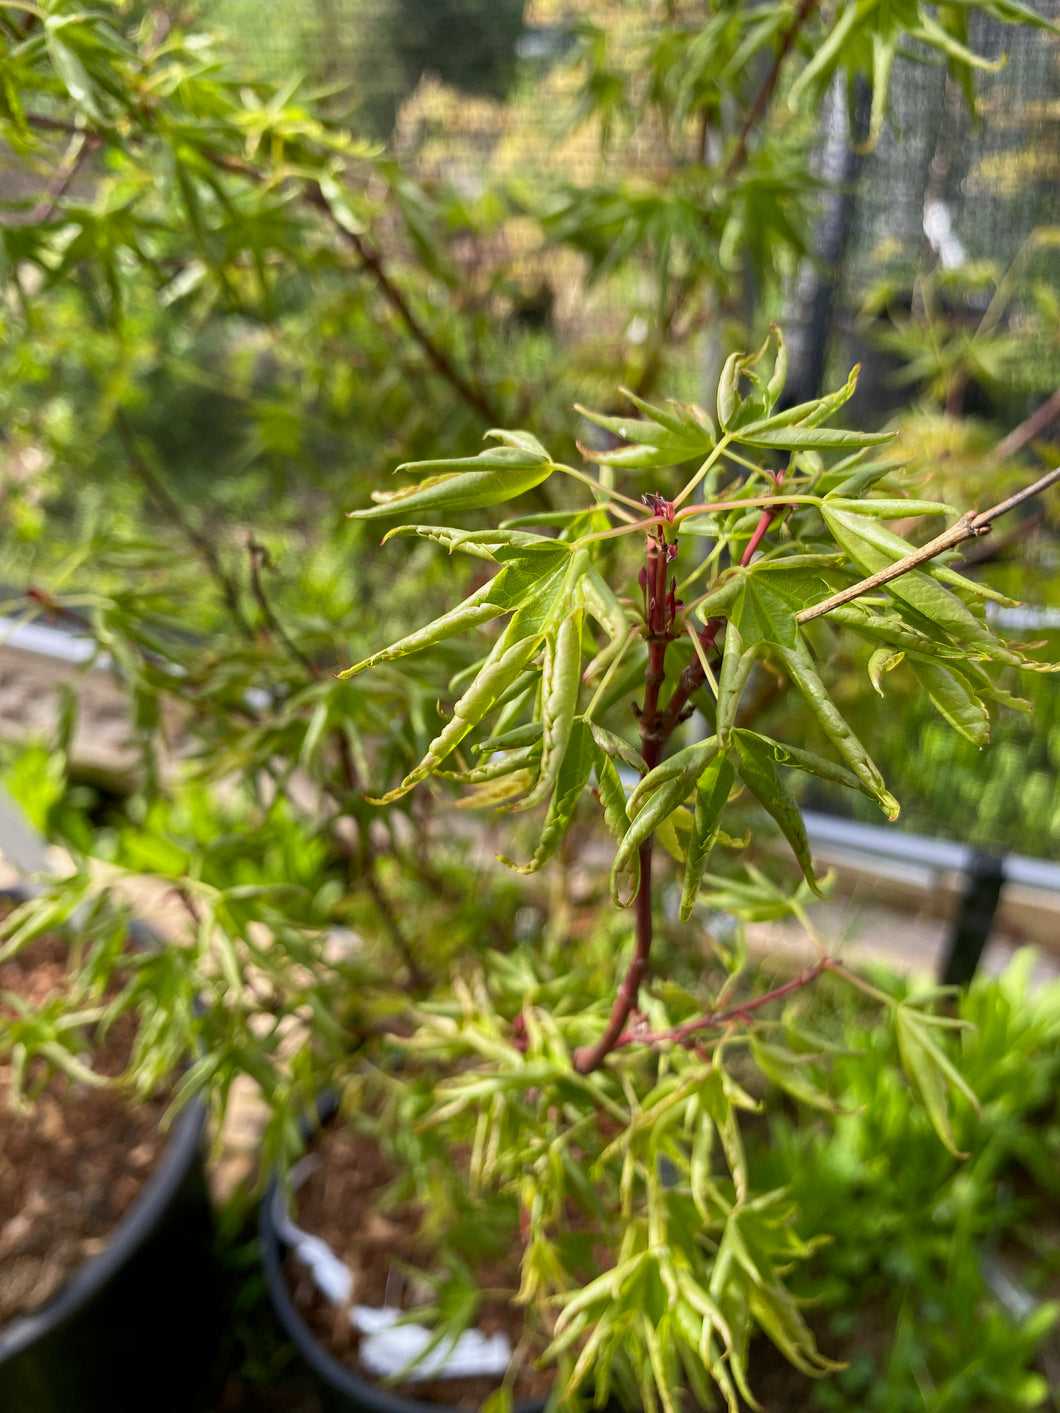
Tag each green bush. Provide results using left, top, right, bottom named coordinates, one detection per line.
left=748, top=952, right=1060, bottom=1411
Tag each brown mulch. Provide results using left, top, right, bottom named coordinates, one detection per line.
left=0, top=930, right=170, bottom=1324
left=284, top=1123, right=553, bottom=1409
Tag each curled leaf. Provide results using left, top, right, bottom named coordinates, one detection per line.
left=500, top=721, right=595, bottom=873
left=348, top=438, right=553, bottom=521
left=609, top=740, right=719, bottom=906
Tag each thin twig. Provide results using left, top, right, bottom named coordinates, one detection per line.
left=303, top=183, right=502, bottom=425
left=573, top=839, right=654, bottom=1074
left=614, top=957, right=834, bottom=1051
left=187, top=141, right=504, bottom=422
left=246, top=536, right=319, bottom=678
left=1, top=131, right=100, bottom=228
left=724, top=0, right=821, bottom=180
left=796, top=465, right=1060, bottom=624
left=989, top=386, right=1060, bottom=465
left=24, top=113, right=85, bottom=138
left=114, top=412, right=255, bottom=638
left=333, top=727, right=429, bottom=991
left=360, top=854, right=428, bottom=992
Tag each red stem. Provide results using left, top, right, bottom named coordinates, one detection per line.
left=739, top=465, right=788, bottom=569
left=612, top=958, right=833, bottom=1052
left=571, top=460, right=797, bottom=1072
left=573, top=840, right=655, bottom=1074
left=740, top=506, right=777, bottom=566
left=573, top=528, right=675, bottom=1074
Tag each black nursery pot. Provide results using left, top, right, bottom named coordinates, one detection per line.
left=0, top=1095, right=220, bottom=1413
left=260, top=1094, right=547, bottom=1413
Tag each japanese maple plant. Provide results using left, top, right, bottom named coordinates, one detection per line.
left=337, top=331, right=1058, bottom=1412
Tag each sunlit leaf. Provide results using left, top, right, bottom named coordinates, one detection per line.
left=348, top=438, right=554, bottom=521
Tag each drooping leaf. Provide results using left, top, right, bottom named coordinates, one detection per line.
left=436, top=743, right=541, bottom=787
left=589, top=722, right=648, bottom=776
left=715, top=623, right=759, bottom=746
left=731, top=733, right=824, bottom=895
left=775, top=638, right=899, bottom=818
left=581, top=568, right=631, bottom=679
left=909, top=658, right=990, bottom=746
left=895, top=1004, right=980, bottom=1158
left=867, top=645, right=904, bottom=694
left=733, top=729, right=864, bottom=796
left=747, top=1263, right=844, bottom=1378
left=594, top=746, right=639, bottom=902
left=609, top=739, right=719, bottom=906
left=826, top=603, right=964, bottom=660
left=821, top=507, right=1022, bottom=665
left=338, top=545, right=570, bottom=677
left=679, top=747, right=734, bottom=921
left=475, top=722, right=543, bottom=754
left=380, top=524, right=548, bottom=560
left=508, top=607, right=584, bottom=812
left=500, top=720, right=595, bottom=873
left=369, top=620, right=543, bottom=803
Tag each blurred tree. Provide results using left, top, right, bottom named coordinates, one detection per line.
left=347, top=0, right=527, bottom=137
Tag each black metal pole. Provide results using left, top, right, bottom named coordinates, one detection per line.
left=941, top=851, right=1007, bottom=986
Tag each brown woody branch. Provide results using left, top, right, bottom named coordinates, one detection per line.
left=246, top=535, right=320, bottom=678
left=724, top=0, right=821, bottom=180
left=796, top=465, right=1060, bottom=624
left=0, top=130, right=100, bottom=228
left=303, top=184, right=502, bottom=424
left=989, top=386, right=1060, bottom=465
left=114, top=411, right=255, bottom=639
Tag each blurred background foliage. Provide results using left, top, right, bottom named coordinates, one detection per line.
left=1, top=0, right=1058, bottom=862
left=743, top=950, right=1060, bottom=1412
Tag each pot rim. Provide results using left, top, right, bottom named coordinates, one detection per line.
left=0, top=886, right=209, bottom=1361
left=260, top=1092, right=548, bottom=1413
left=0, top=1094, right=207, bottom=1360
